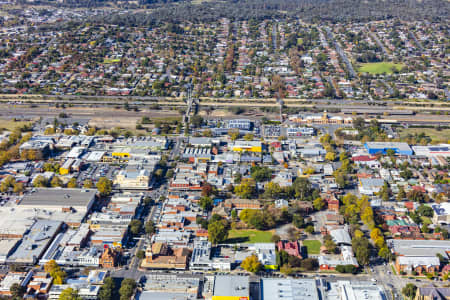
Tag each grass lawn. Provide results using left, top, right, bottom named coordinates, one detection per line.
left=226, top=229, right=273, bottom=244
left=303, top=240, right=321, bottom=255
left=0, top=118, right=33, bottom=132
left=358, top=62, right=404, bottom=75
left=103, top=58, right=121, bottom=64
left=421, top=216, right=432, bottom=226
left=397, top=127, right=450, bottom=143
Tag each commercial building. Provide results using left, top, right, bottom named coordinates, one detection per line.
left=49, top=284, right=101, bottom=300
left=249, top=243, right=277, bottom=270
left=415, top=286, right=450, bottom=300
left=113, top=169, right=151, bottom=189
left=60, top=158, right=75, bottom=175
left=412, top=145, right=450, bottom=157
left=289, top=112, right=352, bottom=125
left=260, top=278, right=319, bottom=300
left=326, top=281, right=385, bottom=300
left=183, top=147, right=212, bottom=163
left=228, top=119, right=252, bottom=130
left=18, top=188, right=97, bottom=227
left=431, top=203, right=450, bottom=225
left=0, top=271, right=33, bottom=296
left=231, top=141, right=262, bottom=153
left=212, top=275, right=249, bottom=300
left=141, top=242, right=189, bottom=270
left=364, top=142, right=413, bottom=156
left=395, top=256, right=440, bottom=275
left=7, top=220, right=62, bottom=265
left=388, top=239, right=450, bottom=258
left=137, top=274, right=200, bottom=300
left=287, top=127, right=315, bottom=137
left=19, top=140, right=51, bottom=159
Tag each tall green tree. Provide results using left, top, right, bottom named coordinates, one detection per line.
left=119, top=278, right=136, bottom=300
left=98, top=277, right=115, bottom=300
left=96, top=177, right=112, bottom=196
left=208, top=221, right=229, bottom=245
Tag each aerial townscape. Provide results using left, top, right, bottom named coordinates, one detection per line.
left=0, top=0, right=449, bottom=299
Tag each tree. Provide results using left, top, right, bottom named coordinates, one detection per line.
left=51, top=176, right=63, bottom=187
left=145, top=221, right=155, bottom=235
left=263, top=181, right=283, bottom=199
left=208, top=221, right=229, bottom=245
left=136, top=250, right=145, bottom=259
left=325, top=151, right=336, bottom=161
left=353, top=229, right=364, bottom=239
left=250, top=166, right=272, bottom=182
left=191, top=115, right=203, bottom=128
left=336, top=264, right=357, bottom=274
left=324, top=239, right=337, bottom=253
left=409, top=212, right=422, bottom=224
left=228, top=129, right=240, bottom=141
left=45, top=260, right=67, bottom=284
left=352, top=237, right=370, bottom=266
left=67, top=177, right=78, bottom=188
left=378, top=247, right=390, bottom=261
left=248, top=210, right=266, bottom=230
left=379, top=182, right=392, bottom=201
left=313, top=197, right=325, bottom=210
left=96, top=177, right=112, bottom=196
left=143, top=197, right=153, bottom=206
left=98, top=277, right=115, bottom=300
left=292, top=177, right=313, bottom=200
left=300, top=258, right=319, bottom=271
left=10, top=283, right=26, bottom=299
left=370, top=228, right=382, bottom=241
left=83, top=179, right=93, bottom=188
left=119, top=278, right=136, bottom=300
left=421, top=224, right=430, bottom=233
left=292, top=214, right=305, bottom=229
left=305, top=225, right=315, bottom=234
left=129, top=220, right=142, bottom=235
left=402, top=283, right=417, bottom=299
left=417, top=205, right=433, bottom=217
left=234, top=178, right=255, bottom=199
left=199, top=196, right=213, bottom=211
left=201, top=183, right=215, bottom=197
left=244, top=133, right=254, bottom=141
left=59, top=288, right=82, bottom=300
left=241, top=254, right=262, bottom=273
left=397, top=186, right=406, bottom=201
left=271, top=234, right=281, bottom=243
left=12, top=182, right=23, bottom=194
left=33, top=175, right=48, bottom=187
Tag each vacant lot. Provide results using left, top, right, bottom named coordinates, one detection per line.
left=397, top=127, right=450, bottom=143
left=0, top=118, right=33, bottom=132
left=226, top=229, right=273, bottom=244
left=303, top=240, right=321, bottom=255
left=358, top=62, right=404, bottom=74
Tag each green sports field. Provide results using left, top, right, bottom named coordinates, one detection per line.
left=358, top=62, right=404, bottom=74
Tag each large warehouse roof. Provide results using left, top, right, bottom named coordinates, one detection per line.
left=19, top=188, right=97, bottom=209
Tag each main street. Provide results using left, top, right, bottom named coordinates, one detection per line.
left=112, top=137, right=183, bottom=280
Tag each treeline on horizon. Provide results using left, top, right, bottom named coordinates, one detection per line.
left=13, top=0, right=450, bottom=24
